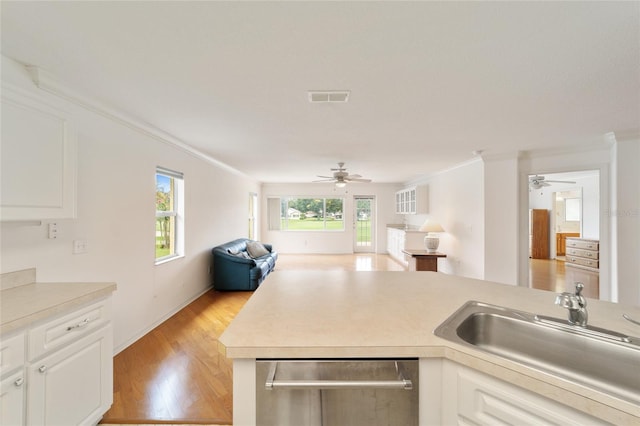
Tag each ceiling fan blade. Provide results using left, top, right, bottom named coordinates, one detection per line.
left=312, top=178, right=335, bottom=182
left=346, top=178, right=372, bottom=183
left=346, top=174, right=362, bottom=179
left=316, top=175, right=334, bottom=179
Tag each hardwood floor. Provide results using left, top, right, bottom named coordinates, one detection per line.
left=101, top=290, right=251, bottom=425
left=101, top=253, right=567, bottom=425
left=529, top=258, right=567, bottom=293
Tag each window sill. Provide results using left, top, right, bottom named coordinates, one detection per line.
left=155, top=254, right=185, bottom=266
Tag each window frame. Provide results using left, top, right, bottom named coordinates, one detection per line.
left=155, top=166, right=185, bottom=264
left=269, top=196, right=345, bottom=232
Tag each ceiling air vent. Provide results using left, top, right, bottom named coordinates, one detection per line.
left=308, top=90, right=350, bottom=103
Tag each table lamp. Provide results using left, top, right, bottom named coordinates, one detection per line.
left=419, top=220, right=445, bottom=253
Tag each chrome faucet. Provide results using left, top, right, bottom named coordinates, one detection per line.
left=555, top=282, right=588, bottom=327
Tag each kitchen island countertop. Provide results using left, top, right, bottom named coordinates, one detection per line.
left=220, top=270, right=640, bottom=423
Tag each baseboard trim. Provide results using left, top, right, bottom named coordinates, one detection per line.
left=113, top=286, right=213, bottom=355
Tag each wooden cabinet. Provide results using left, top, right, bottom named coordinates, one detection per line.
left=0, top=298, right=113, bottom=426
left=530, top=209, right=549, bottom=259
left=395, top=186, right=427, bottom=214
left=565, top=237, right=599, bottom=298
left=0, top=84, right=77, bottom=221
left=556, top=232, right=580, bottom=256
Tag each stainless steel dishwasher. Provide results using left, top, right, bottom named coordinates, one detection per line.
left=256, top=359, right=418, bottom=426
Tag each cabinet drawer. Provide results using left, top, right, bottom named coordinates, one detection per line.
left=566, top=256, right=599, bottom=269
left=566, top=248, right=599, bottom=260
left=28, top=299, right=111, bottom=361
left=566, top=239, right=599, bottom=251
left=0, top=332, right=25, bottom=377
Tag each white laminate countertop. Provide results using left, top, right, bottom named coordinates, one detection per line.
left=219, top=270, right=640, bottom=423
left=1, top=281, right=117, bottom=334
left=386, top=224, right=426, bottom=232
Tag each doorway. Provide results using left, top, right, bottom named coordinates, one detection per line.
left=527, top=170, right=599, bottom=295
left=248, top=192, right=258, bottom=240
left=354, top=196, right=375, bottom=253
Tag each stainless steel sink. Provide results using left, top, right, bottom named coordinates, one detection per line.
left=434, top=301, right=640, bottom=405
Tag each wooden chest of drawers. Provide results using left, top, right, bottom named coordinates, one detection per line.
left=564, top=237, right=599, bottom=298
left=565, top=238, right=599, bottom=270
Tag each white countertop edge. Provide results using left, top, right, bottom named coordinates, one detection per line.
left=1, top=282, right=117, bottom=334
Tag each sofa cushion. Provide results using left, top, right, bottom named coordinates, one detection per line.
left=246, top=241, right=270, bottom=258
left=232, top=251, right=251, bottom=259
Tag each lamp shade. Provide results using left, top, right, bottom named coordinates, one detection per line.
left=419, top=220, right=444, bottom=233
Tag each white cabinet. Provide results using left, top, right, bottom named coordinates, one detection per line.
left=387, top=227, right=428, bottom=266
left=440, top=361, right=608, bottom=425
left=1, top=370, right=26, bottom=425
left=0, top=84, right=77, bottom=221
left=28, top=325, right=112, bottom=426
left=387, top=227, right=407, bottom=266
left=395, top=186, right=427, bottom=215
left=0, top=298, right=113, bottom=426
left=0, top=331, right=26, bottom=425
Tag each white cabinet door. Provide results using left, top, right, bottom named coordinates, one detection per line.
left=442, top=361, right=608, bottom=426
left=1, top=370, right=26, bottom=426
left=0, top=85, right=77, bottom=221
left=27, top=325, right=112, bottom=426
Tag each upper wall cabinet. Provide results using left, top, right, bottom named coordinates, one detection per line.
left=1, top=84, right=77, bottom=221
left=395, top=185, right=428, bottom=215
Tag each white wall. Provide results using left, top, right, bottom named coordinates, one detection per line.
left=0, top=58, right=260, bottom=352
left=611, top=137, right=640, bottom=306
left=484, top=155, right=520, bottom=285
left=261, top=183, right=400, bottom=254
left=405, top=159, right=485, bottom=280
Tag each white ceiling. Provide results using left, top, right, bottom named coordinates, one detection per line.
left=2, top=1, right=639, bottom=184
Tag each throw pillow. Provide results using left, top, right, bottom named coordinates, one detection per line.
left=246, top=241, right=270, bottom=258
left=233, top=251, right=250, bottom=259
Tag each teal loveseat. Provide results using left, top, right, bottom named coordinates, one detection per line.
left=211, top=239, right=278, bottom=291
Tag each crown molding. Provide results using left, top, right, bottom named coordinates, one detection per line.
left=605, top=130, right=640, bottom=144
left=403, top=156, right=483, bottom=187
left=517, top=141, right=611, bottom=160
left=25, top=65, right=250, bottom=180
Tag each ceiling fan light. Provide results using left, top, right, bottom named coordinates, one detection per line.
left=335, top=181, right=346, bottom=188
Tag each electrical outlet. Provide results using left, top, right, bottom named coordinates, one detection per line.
left=73, top=240, right=88, bottom=254
left=48, top=223, right=58, bottom=239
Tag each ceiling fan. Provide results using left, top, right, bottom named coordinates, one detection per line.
left=314, top=162, right=372, bottom=187
left=529, top=175, right=576, bottom=189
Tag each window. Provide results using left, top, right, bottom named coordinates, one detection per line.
left=155, top=166, right=184, bottom=263
left=268, top=197, right=344, bottom=231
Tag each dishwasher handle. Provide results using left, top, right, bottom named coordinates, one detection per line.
left=265, top=362, right=413, bottom=390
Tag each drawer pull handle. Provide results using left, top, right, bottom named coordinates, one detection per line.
left=14, top=377, right=24, bottom=387
left=265, top=362, right=413, bottom=390
left=67, top=318, right=90, bottom=331
left=39, top=365, right=47, bottom=373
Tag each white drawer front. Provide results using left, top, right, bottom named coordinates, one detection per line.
left=567, top=256, right=599, bottom=269
left=566, top=239, right=599, bottom=251
left=566, top=247, right=599, bottom=260
left=0, top=332, right=25, bottom=377
left=28, top=299, right=111, bottom=361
